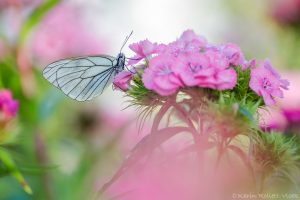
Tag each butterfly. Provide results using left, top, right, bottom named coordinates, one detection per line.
left=42, top=31, right=133, bottom=101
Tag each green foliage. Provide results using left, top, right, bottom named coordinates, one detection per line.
left=219, top=67, right=262, bottom=105
left=215, top=67, right=264, bottom=124
left=127, top=75, right=152, bottom=105
left=0, top=59, right=22, bottom=93
left=215, top=67, right=253, bottom=101
left=250, top=131, right=300, bottom=185
left=127, top=74, right=166, bottom=107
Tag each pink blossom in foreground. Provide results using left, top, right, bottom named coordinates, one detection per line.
left=142, top=55, right=182, bottom=96
left=164, top=30, right=207, bottom=57
left=97, top=106, right=151, bottom=155
left=249, top=59, right=289, bottom=106
left=106, top=137, right=255, bottom=200
left=30, top=4, right=105, bottom=65
left=0, top=90, right=18, bottom=123
left=113, top=71, right=134, bottom=92
left=128, top=40, right=165, bottom=65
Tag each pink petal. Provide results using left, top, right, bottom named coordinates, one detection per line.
left=262, top=91, right=276, bottom=106
left=129, top=42, right=142, bottom=54
left=142, top=68, right=156, bottom=90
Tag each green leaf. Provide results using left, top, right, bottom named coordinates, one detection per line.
left=18, top=0, right=60, bottom=45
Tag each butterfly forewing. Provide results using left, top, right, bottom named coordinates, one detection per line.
left=43, top=55, right=118, bottom=101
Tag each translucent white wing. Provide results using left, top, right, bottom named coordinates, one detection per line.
left=43, top=55, right=118, bottom=101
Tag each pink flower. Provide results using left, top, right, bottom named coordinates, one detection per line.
left=174, top=53, right=212, bottom=87
left=0, top=90, right=18, bottom=123
left=212, top=68, right=237, bottom=90
left=271, top=0, right=300, bottom=25
left=220, top=43, right=245, bottom=67
left=259, top=108, right=288, bottom=132
left=179, top=29, right=207, bottom=45
left=259, top=72, right=300, bottom=131
left=174, top=52, right=237, bottom=90
left=283, top=108, right=300, bottom=124
left=174, top=51, right=237, bottom=90
left=113, top=71, right=134, bottom=92
left=142, top=55, right=182, bottom=96
left=164, top=30, right=207, bottom=57
left=128, top=40, right=164, bottom=65
left=249, top=59, right=289, bottom=106
left=243, top=59, right=257, bottom=70
left=29, top=4, right=105, bottom=65
left=205, top=50, right=229, bottom=70
left=201, top=51, right=237, bottom=90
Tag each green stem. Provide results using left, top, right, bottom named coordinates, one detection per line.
left=0, top=148, right=32, bottom=194
left=214, top=141, right=224, bottom=172
left=172, top=103, right=205, bottom=174
left=34, top=132, right=54, bottom=200
left=258, top=172, right=266, bottom=193
left=150, top=100, right=173, bottom=133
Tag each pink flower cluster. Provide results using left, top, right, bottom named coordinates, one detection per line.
left=113, top=30, right=289, bottom=106
left=140, top=31, right=241, bottom=96
left=0, top=89, right=18, bottom=123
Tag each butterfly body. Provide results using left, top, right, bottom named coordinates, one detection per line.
left=43, top=53, right=126, bottom=101
left=115, top=53, right=126, bottom=73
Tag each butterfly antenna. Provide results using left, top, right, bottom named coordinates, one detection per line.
left=120, top=30, right=133, bottom=53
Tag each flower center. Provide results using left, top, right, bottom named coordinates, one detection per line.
left=263, top=78, right=272, bottom=90
left=189, top=62, right=202, bottom=73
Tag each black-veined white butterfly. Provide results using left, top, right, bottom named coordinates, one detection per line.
left=42, top=31, right=133, bottom=101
